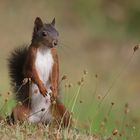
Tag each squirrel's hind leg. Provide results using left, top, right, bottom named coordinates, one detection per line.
left=51, top=101, right=72, bottom=128
left=7, top=104, right=30, bottom=125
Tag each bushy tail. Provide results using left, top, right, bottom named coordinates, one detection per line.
left=8, top=45, right=29, bottom=103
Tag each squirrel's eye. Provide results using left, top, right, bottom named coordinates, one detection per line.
left=42, top=31, right=47, bottom=37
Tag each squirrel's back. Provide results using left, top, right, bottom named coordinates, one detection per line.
left=8, top=45, right=29, bottom=104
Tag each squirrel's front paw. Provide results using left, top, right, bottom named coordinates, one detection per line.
left=39, top=85, right=47, bottom=97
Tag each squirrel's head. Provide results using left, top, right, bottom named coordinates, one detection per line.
left=32, top=17, right=59, bottom=48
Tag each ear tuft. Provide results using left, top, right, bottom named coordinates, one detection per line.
left=34, top=17, right=43, bottom=30
left=51, top=18, right=55, bottom=26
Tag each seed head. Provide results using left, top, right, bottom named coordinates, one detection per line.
left=107, top=137, right=112, bottom=140
left=28, top=78, right=32, bottom=84
left=104, top=117, right=108, bottom=123
left=125, top=103, right=129, bottom=108
left=20, top=128, right=27, bottom=133
left=111, top=102, right=115, bottom=106
left=81, top=77, right=85, bottom=82
left=22, top=78, right=28, bottom=85
left=112, top=129, right=118, bottom=135
left=61, top=75, right=67, bottom=81
left=13, top=82, right=17, bottom=87
left=68, top=83, right=73, bottom=88
left=52, top=100, right=56, bottom=105
left=133, top=45, right=139, bottom=52
left=100, top=121, right=105, bottom=128
left=125, top=123, right=129, bottom=128
left=7, top=92, right=11, bottom=95
left=133, top=126, right=136, bottom=130
left=97, top=95, right=102, bottom=100
left=70, top=111, right=74, bottom=116
left=5, top=98, right=8, bottom=102
left=23, top=113, right=28, bottom=118
left=77, top=81, right=81, bottom=85
left=125, top=108, right=130, bottom=114
left=83, top=69, right=88, bottom=75
left=79, top=100, right=83, bottom=103
left=124, top=103, right=129, bottom=114
left=18, top=101, right=22, bottom=106
left=95, top=74, right=98, bottom=78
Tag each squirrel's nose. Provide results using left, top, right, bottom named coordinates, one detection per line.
left=52, top=40, right=58, bottom=47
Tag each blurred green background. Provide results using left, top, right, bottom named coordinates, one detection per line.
left=0, top=0, right=140, bottom=138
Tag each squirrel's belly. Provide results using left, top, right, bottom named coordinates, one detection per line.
left=28, top=48, right=54, bottom=123
left=28, top=83, right=52, bottom=123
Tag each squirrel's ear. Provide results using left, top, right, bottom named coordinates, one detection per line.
left=51, top=18, right=55, bottom=26
left=34, top=17, right=43, bottom=31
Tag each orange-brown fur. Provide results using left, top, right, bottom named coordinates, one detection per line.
left=12, top=104, right=30, bottom=123
left=9, top=17, right=71, bottom=127
left=50, top=48, right=59, bottom=98
left=51, top=100, right=72, bottom=128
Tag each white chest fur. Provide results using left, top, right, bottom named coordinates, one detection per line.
left=35, top=48, right=54, bottom=84
left=28, top=47, right=54, bottom=124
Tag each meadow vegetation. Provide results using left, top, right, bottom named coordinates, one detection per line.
left=0, top=0, right=140, bottom=139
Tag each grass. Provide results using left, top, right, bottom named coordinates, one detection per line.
left=0, top=1, right=140, bottom=139
left=0, top=46, right=140, bottom=140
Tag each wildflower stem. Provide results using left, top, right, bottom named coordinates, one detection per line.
left=71, top=85, right=81, bottom=113
left=99, top=50, right=136, bottom=107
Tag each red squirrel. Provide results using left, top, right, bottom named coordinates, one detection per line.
left=7, top=17, right=71, bottom=127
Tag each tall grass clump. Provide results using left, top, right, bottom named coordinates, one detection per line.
left=0, top=45, right=139, bottom=140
